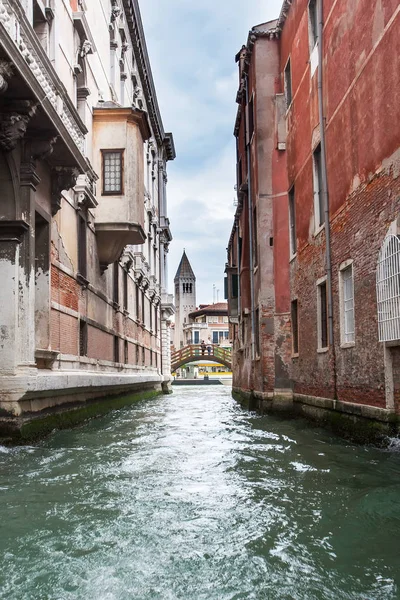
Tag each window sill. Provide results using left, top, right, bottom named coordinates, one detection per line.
left=253, top=265, right=259, bottom=275
left=317, top=346, right=329, bottom=354
left=289, top=253, right=297, bottom=263
left=340, top=341, right=355, bottom=349
left=313, top=223, right=325, bottom=237
left=292, top=352, right=299, bottom=358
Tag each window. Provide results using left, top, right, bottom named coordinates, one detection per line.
left=317, top=279, right=328, bottom=350
left=78, top=214, right=87, bottom=279
left=377, top=235, right=400, bottom=342
left=113, top=262, right=119, bottom=305
left=309, top=0, right=319, bottom=49
left=284, top=58, right=292, bottom=109
left=123, top=269, right=128, bottom=311
left=141, top=290, right=146, bottom=324
left=79, top=320, right=88, bottom=357
left=255, top=308, right=260, bottom=357
left=114, top=336, right=120, bottom=363
left=124, top=339, right=129, bottom=364
left=246, top=94, right=254, bottom=144
left=194, top=331, right=200, bottom=344
left=102, top=150, right=123, bottom=195
left=291, top=300, right=299, bottom=354
left=154, top=305, right=158, bottom=335
left=149, top=300, right=153, bottom=331
left=289, top=186, right=297, bottom=256
left=212, top=331, right=229, bottom=344
left=340, top=264, right=355, bottom=345
left=313, top=145, right=324, bottom=229
left=135, top=344, right=139, bottom=365
left=253, top=206, right=258, bottom=266
left=135, top=283, right=140, bottom=321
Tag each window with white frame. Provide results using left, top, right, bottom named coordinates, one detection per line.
left=377, top=234, right=400, bottom=342
left=317, top=277, right=328, bottom=350
left=340, top=263, right=355, bottom=345
left=313, top=144, right=324, bottom=230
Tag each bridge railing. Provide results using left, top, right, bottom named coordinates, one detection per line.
left=171, top=344, right=232, bottom=370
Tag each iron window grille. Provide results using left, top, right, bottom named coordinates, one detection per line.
left=377, top=234, right=400, bottom=342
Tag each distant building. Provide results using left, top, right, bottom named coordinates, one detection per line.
left=226, top=0, right=400, bottom=433
left=173, top=250, right=196, bottom=348
left=187, top=303, right=230, bottom=348
left=173, top=250, right=230, bottom=349
left=0, top=0, right=175, bottom=437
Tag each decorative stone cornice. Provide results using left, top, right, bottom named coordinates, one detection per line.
left=51, top=167, right=80, bottom=216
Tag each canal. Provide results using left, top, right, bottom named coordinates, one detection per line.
left=1, top=386, right=400, bottom=600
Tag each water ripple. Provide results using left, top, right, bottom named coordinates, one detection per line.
left=0, top=386, right=400, bottom=599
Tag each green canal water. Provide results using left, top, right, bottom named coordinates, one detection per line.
left=1, top=386, right=400, bottom=600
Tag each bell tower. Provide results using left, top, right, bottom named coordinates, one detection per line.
left=174, top=250, right=196, bottom=348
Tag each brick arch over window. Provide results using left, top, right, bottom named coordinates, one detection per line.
left=377, top=234, right=400, bottom=342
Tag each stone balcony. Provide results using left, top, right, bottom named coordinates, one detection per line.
left=0, top=0, right=90, bottom=175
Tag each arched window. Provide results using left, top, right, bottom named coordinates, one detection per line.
left=376, top=234, right=400, bottom=342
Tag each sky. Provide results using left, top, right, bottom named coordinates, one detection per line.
left=139, top=0, right=284, bottom=306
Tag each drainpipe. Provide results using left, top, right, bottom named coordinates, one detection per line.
left=244, top=73, right=256, bottom=362
left=317, top=0, right=337, bottom=399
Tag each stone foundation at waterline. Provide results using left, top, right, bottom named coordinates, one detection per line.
left=232, top=388, right=400, bottom=445
left=0, top=375, right=166, bottom=442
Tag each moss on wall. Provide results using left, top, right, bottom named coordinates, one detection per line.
left=7, top=389, right=162, bottom=442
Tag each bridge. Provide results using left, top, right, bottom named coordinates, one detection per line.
left=171, top=344, right=232, bottom=372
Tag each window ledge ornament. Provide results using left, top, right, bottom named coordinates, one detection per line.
left=75, top=173, right=98, bottom=210
left=51, top=167, right=80, bottom=216
left=73, top=12, right=96, bottom=55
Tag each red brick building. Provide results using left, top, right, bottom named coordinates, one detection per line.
left=226, top=0, right=400, bottom=433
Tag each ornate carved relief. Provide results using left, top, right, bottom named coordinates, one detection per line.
left=0, top=113, right=29, bottom=151
left=51, top=167, right=80, bottom=216
left=0, top=59, right=13, bottom=94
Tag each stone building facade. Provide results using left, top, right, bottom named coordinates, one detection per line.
left=226, top=0, right=400, bottom=435
left=0, top=0, right=175, bottom=437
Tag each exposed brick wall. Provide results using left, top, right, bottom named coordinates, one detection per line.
left=51, top=309, right=78, bottom=355
left=88, top=325, right=113, bottom=362
left=51, top=265, right=79, bottom=312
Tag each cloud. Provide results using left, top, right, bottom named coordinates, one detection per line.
left=139, top=0, right=284, bottom=304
